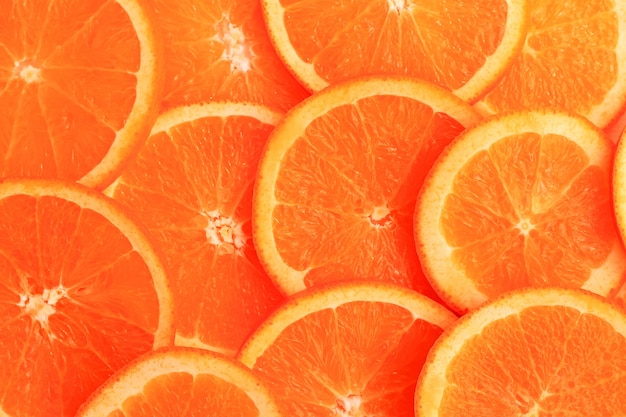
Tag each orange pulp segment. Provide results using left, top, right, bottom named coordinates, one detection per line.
left=238, top=281, right=457, bottom=417
left=610, top=123, right=626, bottom=308
left=107, top=101, right=285, bottom=355
left=474, top=0, right=626, bottom=128
left=261, top=0, right=527, bottom=101
left=252, top=75, right=481, bottom=297
left=416, top=287, right=626, bottom=416
left=415, top=109, right=626, bottom=314
left=0, top=179, right=173, bottom=417
left=154, top=0, right=310, bottom=112
left=76, top=347, right=283, bottom=417
left=0, top=0, right=164, bottom=189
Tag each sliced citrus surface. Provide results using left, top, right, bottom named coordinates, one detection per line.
left=107, top=101, right=285, bottom=356
left=154, top=0, right=309, bottom=112
left=611, top=123, right=626, bottom=309
left=260, top=0, right=527, bottom=101
left=238, top=281, right=457, bottom=417
left=252, top=75, right=481, bottom=297
left=76, top=347, right=283, bottom=417
left=474, top=0, right=626, bottom=128
left=415, top=287, right=626, bottom=416
left=0, top=179, right=173, bottom=417
left=0, top=0, right=164, bottom=188
left=415, top=109, right=626, bottom=314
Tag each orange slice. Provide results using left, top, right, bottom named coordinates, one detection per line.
left=474, top=0, right=626, bottom=128
left=415, top=287, right=626, bottom=416
left=0, top=179, right=173, bottom=417
left=611, top=123, right=626, bottom=308
left=260, top=0, right=527, bottom=101
left=415, top=109, right=626, bottom=314
left=237, top=281, right=457, bottom=417
left=252, top=75, right=481, bottom=297
left=0, top=0, right=164, bottom=189
left=154, top=0, right=310, bottom=112
left=76, top=347, right=282, bottom=417
left=107, top=101, right=285, bottom=356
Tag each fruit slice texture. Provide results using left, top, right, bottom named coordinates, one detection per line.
left=252, top=75, right=481, bottom=297
left=261, top=0, right=527, bottom=101
left=415, top=287, right=626, bottom=416
left=154, top=0, right=309, bottom=112
left=0, top=179, right=173, bottom=417
left=0, top=0, right=164, bottom=189
left=475, top=0, right=626, bottom=128
left=415, top=110, right=626, bottom=314
left=611, top=123, right=626, bottom=308
left=108, top=102, right=285, bottom=355
left=76, top=347, right=283, bottom=417
left=238, top=281, right=457, bottom=417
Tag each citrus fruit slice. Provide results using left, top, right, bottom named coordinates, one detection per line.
left=154, top=0, right=309, bottom=112
left=0, top=0, right=164, bottom=189
left=238, top=281, right=457, bottom=417
left=611, top=123, right=626, bottom=308
left=260, top=0, right=527, bottom=101
left=76, top=347, right=283, bottom=417
left=415, top=109, right=626, bottom=314
left=0, top=179, right=173, bottom=417
left=474, top=0, right=626, bottom=128
left=252, top=75, right=481, bottom=297
left=107, top=101, right=285, bottom=356
left=415, top=287, right=626, bottom=416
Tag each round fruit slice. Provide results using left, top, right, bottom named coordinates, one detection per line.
left=0, top=0, right=163, bottom=188
left=0, top=179, right=173, bottom=417
left=76, top=347, right=283, bottom=417
left=261, top=0, right=527, bottom=101
left=474, top=0, right=626, bottom=128
left=252, top=75, right=481, bottom=297
left=415, top=287, right=626, bottom=416
left=415, top=109, right=626, bottom=314
left=154, top=0, right=310, bottom=112
left=238, top=281, right=457, bottom=417
left=108, top=101, right=285, bottom=355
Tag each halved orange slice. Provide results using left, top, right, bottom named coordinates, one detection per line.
left=415, top=109, right=626, bottom=313
left=77, top=347, right=283, bottom=417
left=0, top=179, right=173, bottom=417
left=252, top=75, right=481, bottom=297
left=260, top=0, right=527, bottom=102
left=0, top=0, right=164, bottom=188
left=107, top=101, right=285, bottom=355
left=416, top=287, right=626, bottom=416
left=238, top=281, right=457, bottom=417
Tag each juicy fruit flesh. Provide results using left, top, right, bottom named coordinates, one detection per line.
left=441, top=304, right=626, bottom=415
left=250, top=301, right=446, bottom=417
left=112, top=112, right=284, bottom=353
left=441, top=132, right=615, bottom=296
left=154, top=0, right=309, bottom=111
left=0, top=193, right=161, bottom=416
left=118, top=372, right=261, bottom=416
left=0, top=1, right=141, bottom=181
left=282, top=0, right=507, bottom=90
left=478, top=0, right=623, bottom=125
left=272, top=94, right=467, bottom=294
